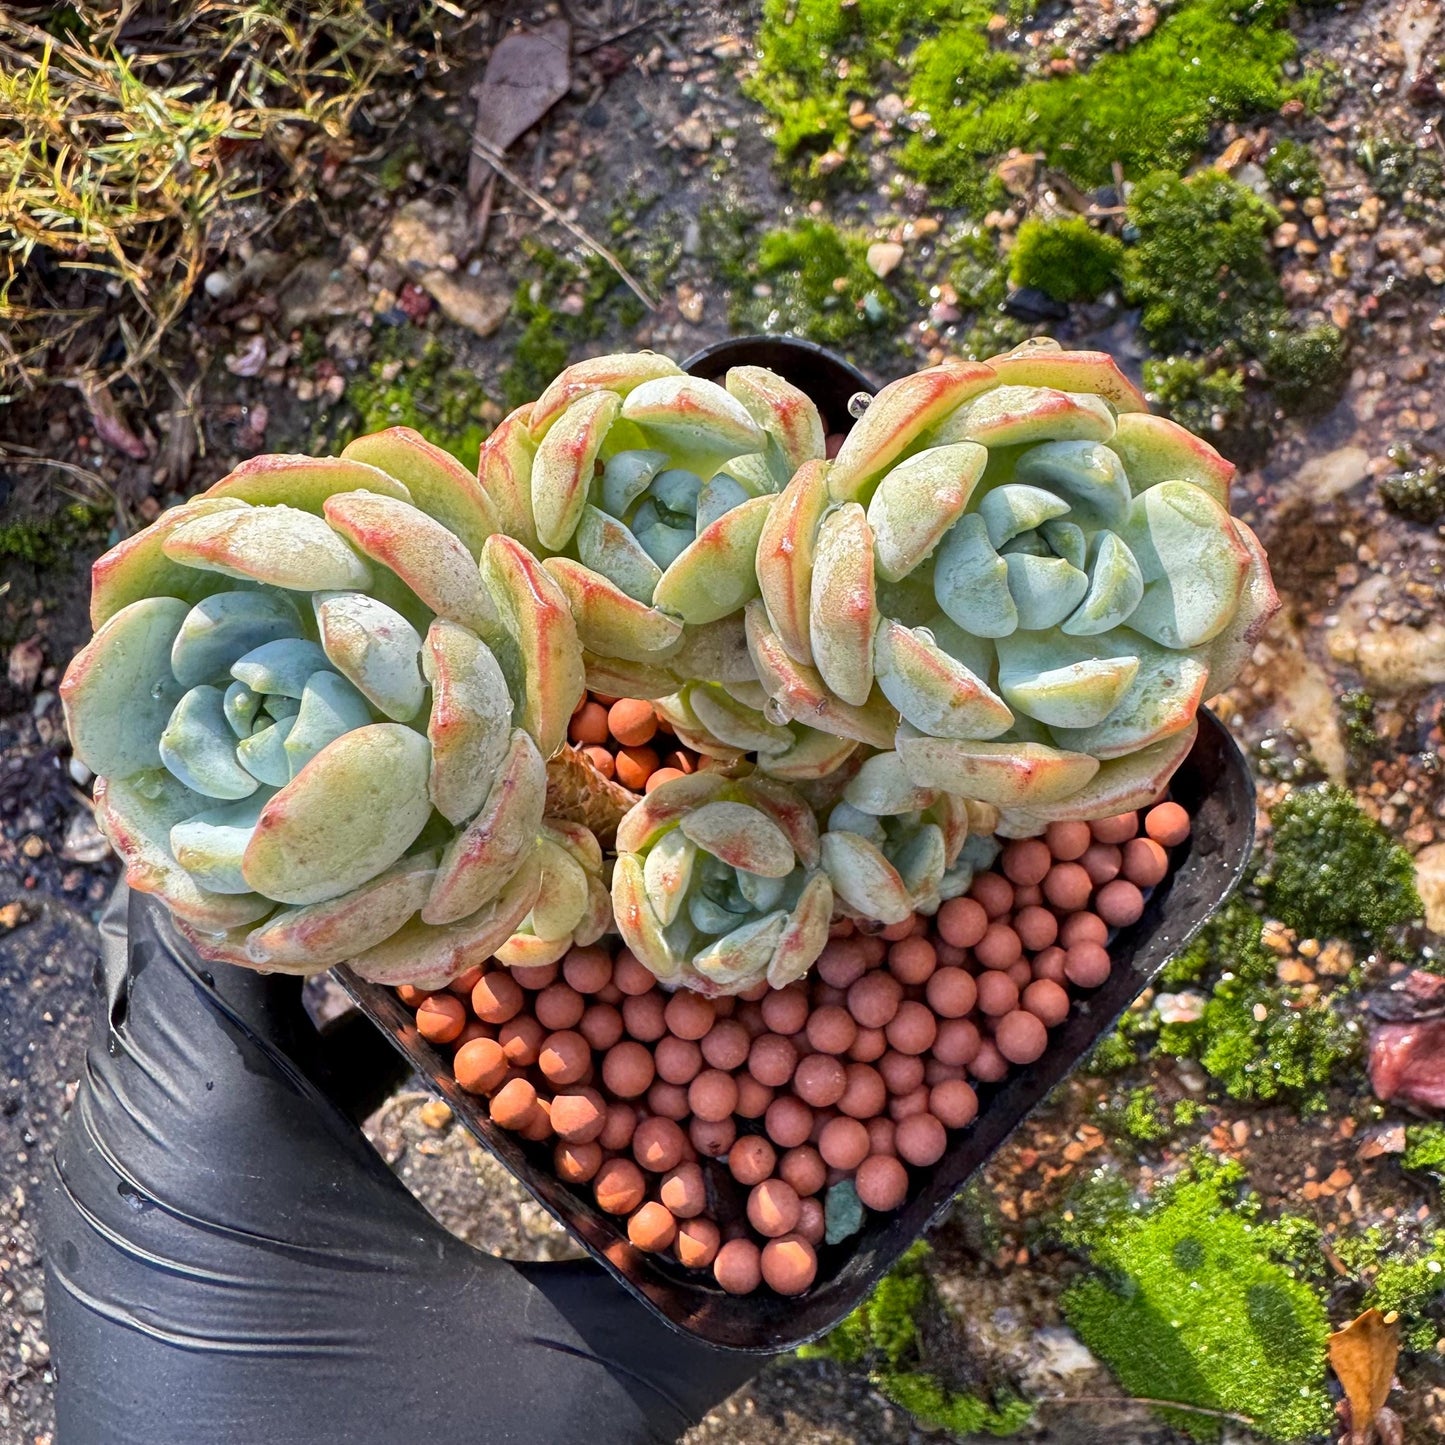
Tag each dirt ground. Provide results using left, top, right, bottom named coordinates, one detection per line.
left=3, top=1, right=1444, bottom=1441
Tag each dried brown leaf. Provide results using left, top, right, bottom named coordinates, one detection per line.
left=1328, top=1308, right=1398, bottom=1444
left=472, top=20, right=571, bottom=154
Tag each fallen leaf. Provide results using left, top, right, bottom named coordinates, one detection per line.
left=7, top=635, right=43, bottom=692
left=79, top=377, right=149, bottom=459
left=472, top=20, right=571, bottom=153
left=1328, top=1308, right=1398, bottom=1445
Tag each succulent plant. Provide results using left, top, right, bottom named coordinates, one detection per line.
left=752, top=339, right=1279, bottom=828
left=492, top=818, right=612, bottom=969
left=611, top=773, right=834, bottom=994
left=62, top=430, right=594, bottom=985
left=816, top=752, right=996, bottom=924
left=478, top=353, right=827, bottom=693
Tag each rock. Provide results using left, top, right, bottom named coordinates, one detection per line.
left=1370, top=1019, right=1445, bottom=1110
left=675, top=117, right=713, bottom=151
left=866, top=241, right=905, bottom=279
left=994, top=151, right=1040, bottom=196
left=1328, top=575, right=1445, bottom=693
left=1260, top=617, right=1348, bottom=780
left=61, top=810, right=112, bottom=865
left=418, top=270, right=511, bottom=338
left=1413, top=842, right=1445, bottom=935
left=382, top=200, right=468, bottom=275
left=1293, top=444, right=1370, bottom=499
left=278, top=257, right=364, bottom=327
left=1156, top=990, right=1207, bottom=1024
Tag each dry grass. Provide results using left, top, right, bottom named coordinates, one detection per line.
left=0, top=1, right=486, bottom=398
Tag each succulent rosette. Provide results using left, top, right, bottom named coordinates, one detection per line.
left=477, top=352, right=827, bottom=691
left=611, top=773, right=834, bottom=994
left=751, top=339, right=1279, bottom=829
left=815, top=752, right=994, bottom=924
left=62, top=429, right=593, bottom=985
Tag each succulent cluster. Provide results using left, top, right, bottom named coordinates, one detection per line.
left=65, top=340, right=1275, bottom=996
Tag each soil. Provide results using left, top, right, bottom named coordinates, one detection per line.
left=3, top=1, right=1444, bottom=1442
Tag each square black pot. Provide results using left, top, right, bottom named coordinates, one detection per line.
left=337, top=708, right=1254, bottom=1353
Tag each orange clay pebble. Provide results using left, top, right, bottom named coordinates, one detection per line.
left=582, top=744, right=616, bottom=780
left=471, top=971, right=524, bottom=1025
left=1096, top=878, right=1146, bottom=927
left=884, top=1001, right=937, bottom=1056
left=628, top=1201, right=677, bottom=1253
left=1122, top=836, right=1170, bottom=888
left=929, top=1079, right=979, bottom=1130
left=660, top=1163, right=707, bottom=1218
left=819, top=1116, right=871, bottom=1170
left=887, top=936, right=936, bottom=986
left=796, top=1198, right=826, bottom=1247
left=599, top=1101, right=637, bottom=1151
left=793, top=1054, right=847, bottom=1107
left=779, top=1146, right=827, bottom=1198
left=579, top=1003, right=624, bottom=1052
left=690, top=1115, right=737, bottom=1156
left=452, top=1019, right=492, bottom=1051
left=489, top=1077, right=539, bottom=1131
left=838, top=1062, right=887, bottom=1118
left=713, top=1238, right=762, bottom=1295
left=855, top=1154, right=909, bottom=1211
left=974, top=922, right=1021, bottom=970
left=765, top=1095, right=813, bottom=1149
left=760, top=986, right=809, bottom=1035
left=538, top=1030, right=590, bottom=1087
left=1059, top=911, right=1108, bottom=948
left=663, top=750, right=694, bottom=774
left=1064, top=941, right=1112, bottom=988
left=1014, top=905, right=1058, bottom=951
left=936, top=896, right=988, bottom=949
left=748, top=1033, right=798, bottom=1088
left=615, top=746, right=659, bottom=790
left=518, top=1099, right=553, bottom=1142
left=415, top=992, right=466, bottom=1044
left=562, top=945, right=613, bottom=994
left=645, top=768, right=686, bottom=793
left=847, top=971, right=902, bottom=1029
left=1090, top=810, right=1138, bottom=844
left=933, top=1017, right=982, bottom=1067
left=550, top=1088, right=607, bottom=1143
left=510, top=961, right=559, bottom=991
left=806, top=1005, right=858, bottom=1055
left=734, top=1074, right=773, bottom=1118
left=655, top=1035, right=702, bottom=1085
left=602, top=1040, right=655, bottom=1098
left=1032, top=947, right=1067, bottom=984
left=569, top=701, right=610, bottom=746
left=689, top=1069, right=740, bottom=1121
left=499, top=1015, right=544, bottom=1067
left=1042, top=862, right=1092, bottom=912
left=676, top=1216, right=721, bottom=1269
left=761, top=1234, right=817, bottom=1295
left=594, top=1158, right=647, bottom=1215
left=535, top=981, right=585, bottom=1031
left=925, top=967, right=976, bottom=1018
left=554, top=1140, right=603, bottom=1185
left=1145, top=801, right=1191, bottom=847
left=976, top=971, right=1019, bottom=1017
left=622, top=991, right=666, bottom=1042
left=633, top=1116, right=687, bottom=1173
left=729, top=1134, right=776, bottom=1185
left=1044, top=819, right=1092, bottom=860
left=608, top=698, right=658, bottom=747
left=895, top=1112, right=947, bottom=1167
left=700, top=1019, right=751, bottom=1071
left=1001, top=838, right=1051, bottom=886
left=665, top=990, right=717, bottom=1040
left=1080, top=842, right=1122, bottom=886
left=747, top=1178, right=802, bottom=1237
left=395, top=984, right=431, bottom=1008
left=454, top=1037, right=509, bottom=1095
left=1022, top=978, right=1071, bottom=1028
left=648, top=1080, right=690, bottom=1120
left=879, top=1050, right=925, bottom=1095
left=612, top=949, right=657, bottom=996
left=447, top=966, right=484, bottom=997
left=969, top=872, right=1014, bottom=918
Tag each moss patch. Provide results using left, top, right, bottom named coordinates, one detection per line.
left=1059, top=1159, right=1334, bottom=1441
left=1008, top=216, right=1122, bottom=302
left=800, top=1243, right=1033, bottom=1436
left=0, top=501, right=108, bottom=568
left=344, top=332, right=490, bottom=470
left=1335, top=1226, right=1445, bottom=1354
left=1142, top=357, right=1248, bottom=437
left=1260, top=783, right=1421, bottom=947
left=750, top=0, right=1304, bottom=203
left=730, top=217, right=901, bottom=346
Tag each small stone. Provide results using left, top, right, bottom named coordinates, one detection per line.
left=0, top=901, right=36, bottom=932
left=418, top=1099, right=453, bottom=1130
left=676, top=285, right=705, bottom=324
left=1294, top=445, right=1369, bottom=500
left=1273, top=222, right=1300, bottom=248
left=866, top=242, right=905, bottom=279
left=675, top=117, right=712, bottom=151
left=876, top=93, right=906, bottom=124
left=419, top=271, right=510, bottom=338
left=21, top=834, right=45, bottom=860
left=1155, top=990, right=1206, bottom=1024
left=60, top=811, right=111, bottom=865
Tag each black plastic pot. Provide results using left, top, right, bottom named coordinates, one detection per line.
left=338, top=337, right=1259, bottom=1352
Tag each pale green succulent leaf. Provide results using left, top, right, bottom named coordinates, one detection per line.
left=843, top=750, right=938, bottom=816
left=1014, top=439, right=1131, bottom=530
left=652, top=493, right=770, bottom=626
left=819, top=831, right=912, bottom=925
left=170, top=591, right=300, bottom=689
left=867, top=443, right=987, bottom=583
left=236, top=717, right=294, bottom=787
left=874, top=619, right=1014, bottom=741
left=242, top=723, right=433, bottom=906
left=170, top=790, right=275, bottom=894
left=620, top=375, right=766, bottom=478
left=1004, top=552, right=1090, bottom=631
left=934, top=513, right=1017, bottom=638
left=979, top=483, right=1072, bottom=549
left=163, top=504, right=372, bottom=591
left=996, top=630, right=1140, bottom=729
left=693, top=912, right=787, bottom=987
left=643, top=828, right=696, bottom=927
left=1062, top=529, right=1145, bottom=636
left=314, top=591, right=425, bottom=722
left=229, top=638, right=329, bottom=698
left=533, top=389, right=620, bottom=551
left=686, top=683, right=793, bottom=756
left=283, top=671, right=373, bottom=777
left=575, top=504, right=664, bottom=604
left=159, top=685, right=261, bottom=800
left=223, top=680, right=262, bottom=738
left=680, top=800, right=795, bottom=878
left=809, top=502, right=878, bottom=708
left=423, top=619, right=513, bottom=825
left=61, top=595, right=189, bottom=779
left=600, top=448, right=670, bottom=518
left=696, top=473, right=751, bottom=533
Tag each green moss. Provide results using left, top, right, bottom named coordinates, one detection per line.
left=1356, top=131, right=1445, bottom=218
left=1008, top=216, right=1123, bottom=302
left=1142, top=357, right=1248, bottom=436
left=1173, top=1098, right=1208, bottom=1129
left=1380, top=458, right=1445, bottom=524
left=1260, top=784, right=1422, bottom=946
left=750, top=0, right=1303, bottom=204
left=950, top=225, right=1030, bottom=359
left=0, top=501, right=107, bottom=567
left=1403, top=1123, right=1445, bottom=1177
left=1156, top=896, right=1361, bottom=1106
left=1259, top=322, right=1348, bottom=414
left=1124, top=169, right=1281, bottom=351
left=1088, top=997, right=1157, bottom=1073
left=1060, top=1159, right=1334, bottom=1442
left=1115, top=1084, right=1172, bottom=1143
left=1336, top=1226, right=1445, bottom=1354
left=1262, top=139, right=1323, bottom=200
left=801, top=1243, right=1033, bottom=1436
left=732, top=217, right=899, bottom=345
left=1339, top=689, right=1380, bottom=767
left=345, top=333, right=489, bottom=469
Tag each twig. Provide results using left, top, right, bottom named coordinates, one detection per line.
left=576, top=14, right=656, bottom=56
left=0, top=444, right=115, bottom=501
left=1038, top=1394, right=1256, bottom=1426
left=468, top=133, right=659, bottom=310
